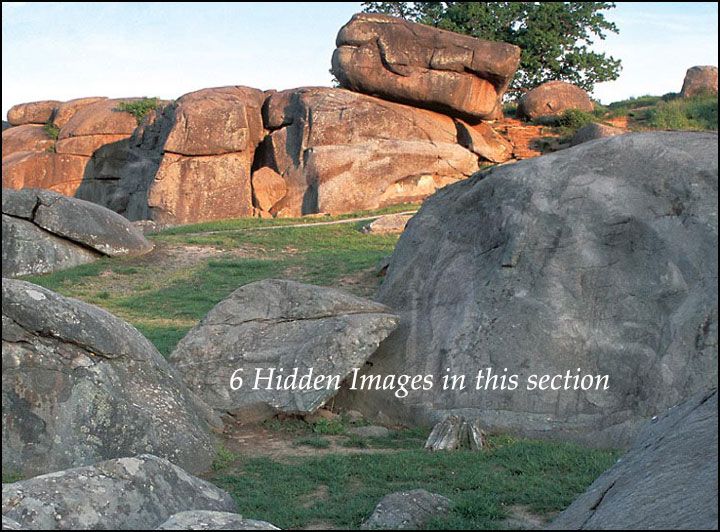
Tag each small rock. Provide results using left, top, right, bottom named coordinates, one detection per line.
left=156, top=511, right=280, bottom=530
left=362, top=214, right=413, bottom=235
left=570, top=123, right=624, bottom=146
left=361, top=489, right=452, bottom=530
left=348, top=426, right=391, bottom=438
left=424, top=415, right=485, bottom=451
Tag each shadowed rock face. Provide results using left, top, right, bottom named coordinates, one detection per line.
left=169, top=279, right=399, bottom=419
left=332, top=13, right=520, bottom=121
left=551, top=389, right=718, bottom=530
left=681, top=65, right=719, bottom=98
left=338, top=132, right=718, bottom=448
left=2, top=280, right=218, bottom=477
left=2, top=188, right=152, bottom=277
left=1, top=455, right=237, bottom=530
left=518, top=80, right=594, bottom=120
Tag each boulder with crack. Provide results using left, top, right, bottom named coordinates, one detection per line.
left=168, top=279, right=399, bottom=420
left=2, top=279, right=218, bottom=477
left=2, top=188, right=152, bottom=277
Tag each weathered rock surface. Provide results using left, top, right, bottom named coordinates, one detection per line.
left=7, top=100, right=61, bottom=126
left=455, top=120, right=514, bottom=163
left=2, top=188, right=152, bottom=276
left=2, top=98, right=143, bottom=197
left=252, top=167, right=287, bottom=213
left=2, top=280, right=217, bottom=476
left=681, top=65, right=718, bottom=98
left=1, top=455, right=237, bottom=530
left=339, top=132, right=718, bottom=448
left=1, top=125, right=55, bottom=159
left=156, top=511, right=280, bottom=530
left=258, top=87, right=481, bottom=216
left=570, top=122, right=624, bottom=146
left=361, top=489, right=452, bottom=530
left=332, top=13, right=520, bottom=121
left=551, top=389, right=718, bottom=530
left=1, top=516, right=24, bottom=530
left=519, top=81, right=594, bottom=121
left=362, top=213, right=413, bottom=235
left=424, top=415, right=485, bottom=451
left=169, top=279, right=399, bottom=417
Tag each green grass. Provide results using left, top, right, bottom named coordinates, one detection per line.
left=213, top=434, right=619, bottom=530
left=23, top=207, right=405, bottom=355
left=212, top=445, right=240, bottom=472
left=294, top=436, right=332, bottom=449
left=115, top=97, right=160, bottom=124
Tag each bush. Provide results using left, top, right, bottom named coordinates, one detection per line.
left=648, top=95, right=718, bottom=131
left=557, top=109, right=596, bottom=130
left=43, top=121, right=60, bottom=140
left=116, top=97, right=159, bottom=124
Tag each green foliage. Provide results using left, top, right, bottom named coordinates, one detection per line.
left=362, top=2, right=622, bottom=92
left=214, top=435, right=620, bottom=529
left=557, top=108, right=596, bottom=130
left=312, top=418, right=347, bottom=435
left=115, top=97, right=160, bottom=124
left=2, top=471, right=23, bottom=484
left=43, top=121, right=60, bottom=140
left=647, top=95, right=718, bottom=131
left=212, top=445, right=240, bottom=471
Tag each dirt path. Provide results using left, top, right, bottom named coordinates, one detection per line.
left=173, top=211, right=419, bottom=237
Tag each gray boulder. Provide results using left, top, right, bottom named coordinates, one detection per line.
left=361, top=489, right=452, bottom=530
left=2, top=188, right=152, bottom=277
left=1, top=455, right=237, bottom=530
left=2, top=279, right=217, bottom=477
left=340, top=132, right=718, bottom=448
left=1, top=516, right=24, bottom=530
left=570, top=122, right=624, bottom=146
left=169, top=279, right=398, bottom=419
left=156, top=511, right=279, bottom=530
left=551, top=389, right=718, bottom=530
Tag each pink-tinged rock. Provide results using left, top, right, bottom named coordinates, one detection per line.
left=7, top=100, right=61, bottom=126
left=332, top=13, right=520, bottom=120
left=2, top=125, right=55, bottom=159
left=518, top=81, right=594, bottom=120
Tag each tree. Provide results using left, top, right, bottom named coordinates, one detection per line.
left=361, top=2, right=622, bottom=94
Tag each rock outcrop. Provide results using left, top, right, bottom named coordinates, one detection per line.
left=2, top=279, right=217, bottom=476
left=6, top=100, right=61, bottom=126
left=339, top=132, right=718, bottom=448
left=169, top=279, right=398, bottom=419
left=1, top=125, right=55, bottom=159
left=518, top=81, right=594, bottom=121
left=1, top=455, right=237, bottom=530
left=551, top=389, right=718, bottom=530
left=257, top=87, right=488, bottom=216
left=332, top=13, right=520, bottom=121
left=156, top=511, right=280, bottom=530
left=2, top=188, right=152, bottom=277
left=681, top=65, right=719, bottom=98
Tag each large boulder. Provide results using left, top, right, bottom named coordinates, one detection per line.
left=681, top=65, right=719, bottom=98
left=1, top=455, right=237, bottom=530
left=2, top=151, right=90, bottom=196
left=2, top=280, right=217, bottom=477
left=169, top=279, right=399, bottom=418
left=518, top=81, right=594, bottom=121
left=332, top=13, right=520, bottom=121
left=1, top=125, right=55, bottom=160
left=551, top=389, right=718, bottom=529
left=339, top=132, right=718, bottom=448
left=2, top=188, right=152, bottom=277
left=257, top=87, right=486, bottom=216
left=156, top=511, right=279, bottom=530
left=6, top=100, right=61, bottom=126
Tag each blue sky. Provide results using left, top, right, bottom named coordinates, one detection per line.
left=2, top=2, right=718, bottom=116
